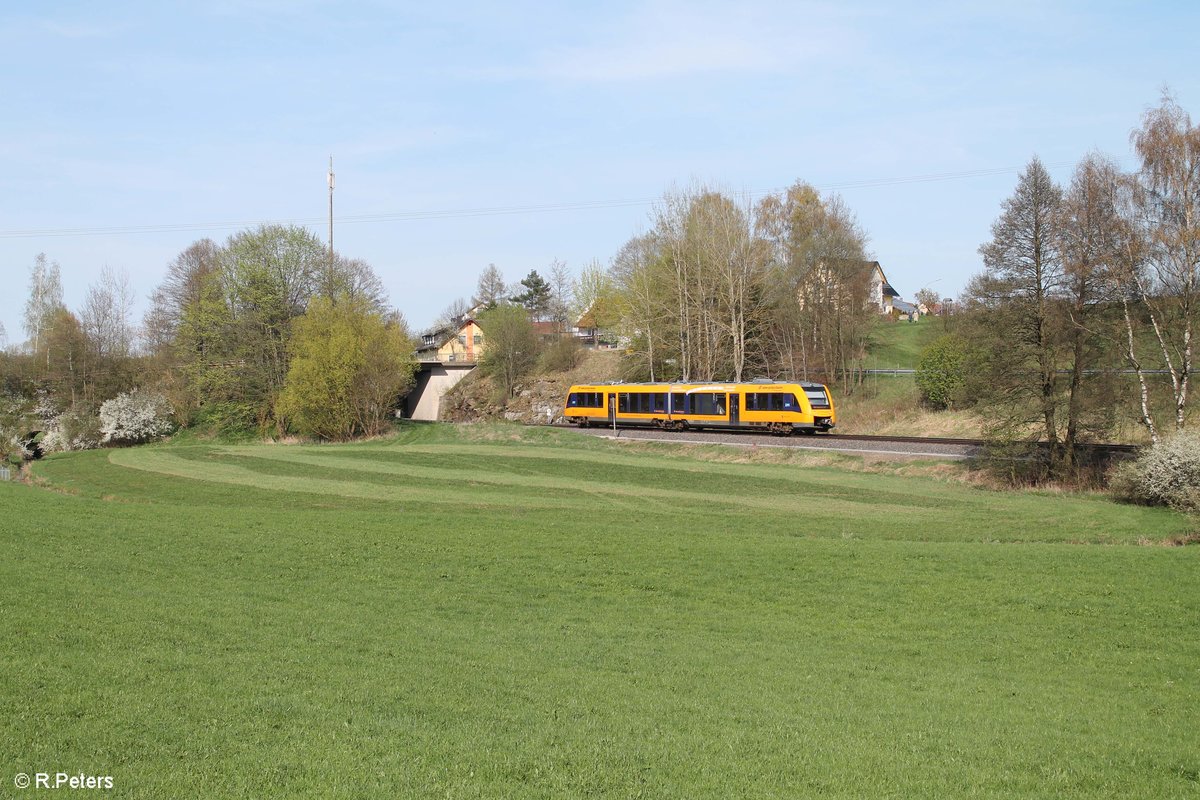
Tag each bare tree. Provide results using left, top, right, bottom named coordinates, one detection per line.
left=24, top=253, right=64, bottom=360
left=474, top=264, right=507, bottom=308
left=757, top=183, right=871, bottom=384
left=1127, top=92, right=1200, bottom=433
left=144, top=239, right=221, bottom=355
left=1056, top=153, right=1124, bottom=462
left=548, top=258, right=573, bottom=333
left=572, top=261, right=617, bottom=346
left=914, top=288, right=941, bottom=312
left=433, top=297, right=473, bottom=331
left=316, top=255, right=388, bottom=311
left=81, top=266, right=136, bottom=360
left=611, top=233, right=667, bottom=380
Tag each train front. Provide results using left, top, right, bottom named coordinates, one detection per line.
left=800, top=382, right=836, bottom=432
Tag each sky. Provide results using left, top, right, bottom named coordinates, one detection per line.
left=1, top=1, right=1197, bottom=346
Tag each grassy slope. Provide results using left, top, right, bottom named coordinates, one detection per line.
left=864, top=316, right=946, bottom=370
left=3, top=424, right=1198, bottom=798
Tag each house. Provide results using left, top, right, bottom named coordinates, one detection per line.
left=892, top=299, right=920, bottom=322
left=797, top=259, right=900, bottom=315
left=574, top=298, right=619, bottom=347
left=532, top=320, right=564, bottom=341
left=865, top=261, right=900, bottom=314
left=417, top=318, right=485, bottom=363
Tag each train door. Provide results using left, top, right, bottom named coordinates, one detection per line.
left=729, top=393, right=739, bottom=425
left=608, top=393, right=616, bottom=427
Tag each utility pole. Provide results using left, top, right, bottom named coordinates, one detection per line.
left=327, top=155, right=335, bottom=268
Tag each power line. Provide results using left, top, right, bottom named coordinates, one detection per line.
left=0, top=161, right=1078, bottom=240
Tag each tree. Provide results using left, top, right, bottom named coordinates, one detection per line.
left=914, top=288, right=941, bottom=312
left=276, top=296, right=416, bottom=440
left=610, top=232, right=670, bottom=380
left=43, top=308, right=93, bottom=411
left=432, top=297, right=473, bottom=332
left=1126, top=92, right=1200, bottom=434
left=474, top=264, right=507, bottom=308
left=915, top=334, right=969, bottom=409
left=1055, top=153, right=1124, bottom=462
left=477, top=304, right=538, bottom=399
left=23, top=254, right=64, bottom=361
left=144, top=239, right=221, bottom=357
left=511, top=269, right=553, bottom=320
left=573, top=261, right=619, bottom=345
left=971, top=156, right=1066, bottom=465
left=547, top=259, right=574, bottom=332
left=756, top=183, right=872, bottom=385
left=315, top=255, right=388, bottom=312
left=81, top=266, right=135, bottom=361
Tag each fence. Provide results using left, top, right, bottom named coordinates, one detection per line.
left=0, top=465, right=10, bottom=482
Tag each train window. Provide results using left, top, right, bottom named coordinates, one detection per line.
left=804, top=387, right=831, bottom=409
left=691, top=393, right=722, bottom=415
left=568, top=392, right=603, bottom=408
left=618, top=393, right=629, bottom=413
left=652, top=393, right=666, bottom=413
left=750, top=393, right=800, bottom=411
left=671, top=393, right=688, bottom=413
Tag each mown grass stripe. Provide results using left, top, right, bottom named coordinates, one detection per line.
left=214, top=445, right=935, bottom=517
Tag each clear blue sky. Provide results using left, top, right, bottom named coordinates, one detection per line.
left=2, top=1, right=1197, bottom=345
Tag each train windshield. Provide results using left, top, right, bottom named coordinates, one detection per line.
left=804, top=387, right=831, bottom=409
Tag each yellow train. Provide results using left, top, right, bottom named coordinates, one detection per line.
left=563, top=380, right=836, bottom=434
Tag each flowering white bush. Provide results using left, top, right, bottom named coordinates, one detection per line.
left=41, top=410, right=102, bottom=452
left=1, top=397, right=36, bottom=462
left=1111, top=431, right=1200, bottom=512
left=1, top=431, right=31, bottom=463
left=99, top=390, right=175, bottom=445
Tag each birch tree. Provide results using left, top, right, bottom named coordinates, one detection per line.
left=1128, top=92, right=1200, bottom=432
left=23, top=253, right=64, bottom=361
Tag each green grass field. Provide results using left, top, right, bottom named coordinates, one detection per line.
left=3, top=423, right=1198, bottom=798
left=864, top=316, right=946, bottom=370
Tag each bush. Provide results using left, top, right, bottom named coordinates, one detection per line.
left=41, top=410, right=102, bottom=452
left=915, top=334, right=968, bottom=409
left=1110, top=431, right=1200, bottom=512
left=99, top=390, right=175, bottom=445
left=538, top=336, right=583, bottom=373
left=0, top=396, right=37, bottom=464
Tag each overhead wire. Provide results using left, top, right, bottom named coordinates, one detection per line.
left=0, top=161, right=1078, bottom=240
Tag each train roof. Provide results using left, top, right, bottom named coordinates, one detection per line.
left=567, top=380, right=829, bottom=389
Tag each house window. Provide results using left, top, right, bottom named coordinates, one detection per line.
left=474, top=334, right=482, bottom=345
left=458, top=335, right=466, bottom=345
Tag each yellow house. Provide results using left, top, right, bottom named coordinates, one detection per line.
left=417, top=318, right=485, bottom=363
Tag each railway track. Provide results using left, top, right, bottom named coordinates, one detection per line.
left=536, top=423, right=1141, bottom=461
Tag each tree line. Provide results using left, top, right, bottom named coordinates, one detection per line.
left=570, top=181, right=877, bottom=387
left=3, top=225, right=417, bottom=451
left=927, top=93, right=1198, bottom=478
